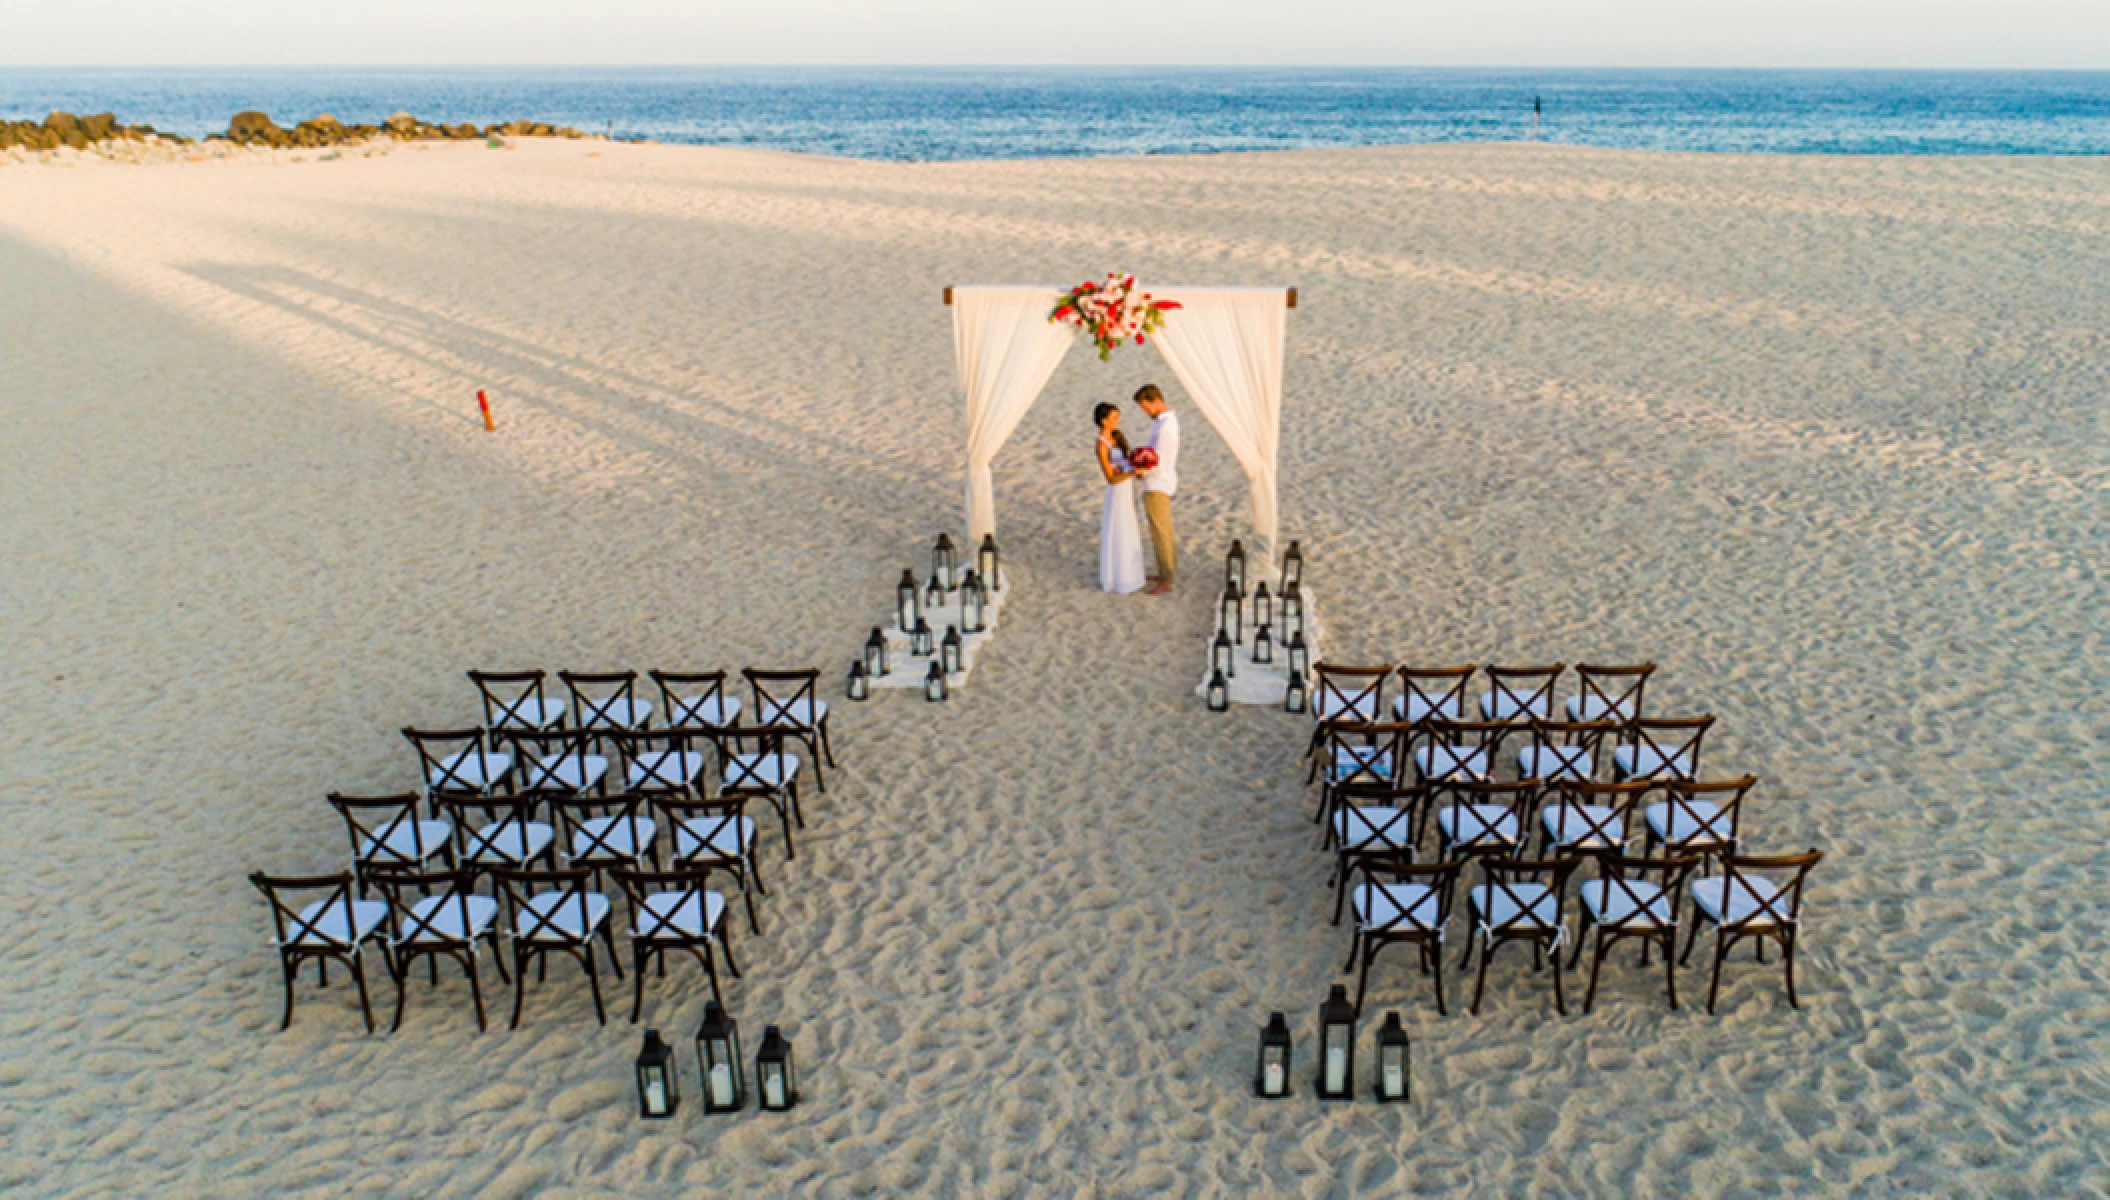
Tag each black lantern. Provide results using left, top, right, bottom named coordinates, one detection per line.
left=1219, top=584, right=1243, bottom=647
left=978, top=533, right=1002, bottom=591
left=636, top=1028, right=679, bottom=1119
left=1287, top=630, right=1310, bottom=679
left=961, top=570, right=986, bottom=634
left=1283, top=583, right=1303, bottom=625
left=923, top=572, right=946, bottom=615
left=1375, top=1011, right=1410, bottom=1103
left=1317, top=984, right=1357, bottom=1101
left=1253, top=623, right=1274, bottom=666
left=1253, top=581, right=1273, bottom=632
left=696, top=1001, right=744, bottom=1114
left=1207, top=669, right=1230, bottom=713
left=896, top=569, right=919, bottom=633
left=924, top=661, right=947, bottom=703
left=864, top=627, right=890, bottom=678
left=911, top=617, right=934, bottom=658
left=846, top=660, right=870, bottom=702
left=932, top=533, right=958, bottom=591
left=1226, top=539, right=1247, bottom=595
left=756, top=1025, right=799, bottom=1111
left=940, top=625, right=963, bottom=676
left=1212, top=629, right=1236, bottom=680
left=1255, top=1011, right=1292, bottom=1098
left=1282, top=540, right=1304, bottom=590
left=1285, top=669, right=1308, bottom=714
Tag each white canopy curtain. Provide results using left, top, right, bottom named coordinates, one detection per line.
left=951, top=284, right=1290, bottom=558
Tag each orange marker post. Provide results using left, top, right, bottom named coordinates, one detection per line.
left=477, top=389, right=495, bottom=431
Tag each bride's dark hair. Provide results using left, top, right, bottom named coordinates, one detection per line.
left=1092, top=402, right=1129, bottom=454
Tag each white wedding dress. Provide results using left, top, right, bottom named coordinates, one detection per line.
left=1099, top=438, right=1147, bottom=595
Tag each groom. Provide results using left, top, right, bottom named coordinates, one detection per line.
left=1134, top=384, right=1180, bottom=595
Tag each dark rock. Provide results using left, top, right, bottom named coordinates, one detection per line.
left=79, top=112, right=115, bottom=140
left=227, top=110, right=289, bottom=146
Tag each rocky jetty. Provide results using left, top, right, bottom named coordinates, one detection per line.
left=0, top=111, right=184, bottom=151
left=2, top=109, right=592, bottom=155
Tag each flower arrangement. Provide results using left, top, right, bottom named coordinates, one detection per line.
left=1129, top=446, right=1160, bottom=471
left=1050, top=273, right=1181, bottom=360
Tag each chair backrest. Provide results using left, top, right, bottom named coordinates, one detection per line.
left=1332, top=782, right=1420, bottom=850
left=560, top=670, right=642, bottom=730
left=1661, top=775, right=1757, bottom=849
left=1422, top=719, right=1510, bottom=780
left=1395, top=665, right=1474, bottom=725
left=506, top=728, right=601, bottom=792
left=1320, top=721, right=1413, bottom=787
left=744, top=668, right=822, bottom=728
left=368, top=866, right=481, bottom=946
left=1716, top=849, right=1823, bottom=930
left=652, top=793, right=754, bottom=864
left=610, top=726, right=716, bottom=789
left=1625, top=715, right=1715, bottom=780
left=1548, top=778, right=1652, bottom=850
left=1313, top=663, right=1391, bottom=725
left=489, top=866, right=598, bottom=943
left=1482, top=663, right=1565, bottom=724
left=402, top=726, right=492, bottom=795
left=1593, top=853, right=1702, bottom=930
left=438, top=791, right=551, bottom=860
left=1356, top=858, right=1462, bottom=934
left=650, top=670, right=736, bottom=728
left=717, top=726, right=792, bottom=790
left=249, top=872, right=360, bottom=950
left=611, top=866, right=717, bottom=942
left=1521, top=719, right=1620, bottom=783
left=328, top=792, right=437, bottom=866
left=553, top=792, right=654, bottom=867
left=468, top=669, right=554, bottom=732
left=1474, top=857, right=1581, bottom=935
left=1573, top=662, right=1655, bottom=723
left=1436, top=777, right=1536, bottom=820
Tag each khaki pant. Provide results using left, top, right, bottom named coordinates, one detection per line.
left=1142, top=491, right=1176, bottom=582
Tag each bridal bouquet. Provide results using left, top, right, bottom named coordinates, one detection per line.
left=1051, top=273, right=1181, bottom=360
left=1129, top=446, right=1160, bottom=471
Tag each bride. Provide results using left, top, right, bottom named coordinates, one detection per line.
left=1094, top=402, right=1148, bottom=594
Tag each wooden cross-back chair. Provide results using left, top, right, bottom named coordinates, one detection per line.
left=1479, top=663, right=1565, bottom=726
left=1413, top=719, right=1509, bottom=787
left=612, top=866, right=742, bottom=1019
left=489, top=865, right=620, bottom=1028
left=610, top=727, right=713, bottom=796
left=505, top=728, right=610, bottom=797
left=1327, top=782, right=1423, bottom=925
left=1346, top=857, right=1462, bottom=1016
left=1303, top=663, right=1392, bottom=780
left=1571, top=853, right=1701, bottom=1012
left=717, top=726, right=805, bottom=856
left=1461, top=856, right=1582, bottom=1015
left=368, top=865, right=509, bottom=1032
left=649, top=669, right=743, bottom=730
left=1432, top=778, right=1537, bottom=862
left=559, top=670, right=653, bottom=752
left=1514, top=718, right=1619, bottom=790
left=1614, top=715, right=1715, bottom=783
left=249, top=871, right=391, bottom=1033
left=1683, top=849, right=1824, bottom=1013
left=1643, top=775, right=1757, bottom=865
left=551, top=791, right=660, bottom=892
left=744, top=668, right=836, bottom=791
left=1538, top=779, right=1653, bottom=861
left=1392, top=664, right=1475, bottom=762
left=403, top=726, right=512, bottom=805
left=438, top=791, right=559, bottom=878
left=327, top=792, right=454, bottom=894
left=654, top=791, right=767, bottom=935
left=467, top=669, right=566, bottom=735
left=1312, top=720, right=1412, bottom=833
left=1568, top=662, right=1655, bottom=723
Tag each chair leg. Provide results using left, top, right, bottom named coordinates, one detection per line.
left=1341, top=931, right=1362, bottom=975
left=279, top=956, right=298, bottom=1031
left=806, top=736, right=827, bottom=794
left=466, top=954, right=488, bottom=1032
left=1430, top=939, right=1448, bottom=1017
left=1584, top=936, right=1607, bottom=1014
left=703, top=943, right=724, bottom=1009
left=1470, top=937, right=1493, bottom=1015
left=489, top=934, right=511, bottom=984
left=789, top=782, right=805, bottom=829
left=778, top=802, right=798, bottom=860
left=722, top=930, right=742, bottom=977
left=1330, top=861, right=1350, bottom=926
left=1679, top=913, right=1704, bottom=966
left=351, top=952, right=376, bottom=1035
left=1706, top=935, right=1729, bottom=1015
left=583, top=945, right=608, bottom=1026
left=1354, top=941, right=1377, bottom=1016
left=1568, top=919, right=1591, bottom=970
left=630, top=944, right=648, bottom=1023
left=820, top=719, right=838, bottom=769
left=1549, top=939, right=1566, bottom=1016
left=391, top=953, right=412, bottom=1033
left=510, top=949, right=530, bottom=1029
left=1662, top=931, right=1679, bottom=1011
left=1782, top=932, right=1800, bottom=1008
left=603, top=924, right=624, bottom=980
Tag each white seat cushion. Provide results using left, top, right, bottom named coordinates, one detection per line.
left=1437, top=804, right=1519, bottom=847
left=1541, top=804, right=1625, bottom=849
left=1353, top=882, right=1442, bottom=933
left=1516, top=744, right=1594, bottom=782
left=1333, top=806, right=1415, bottom=851
left=1470, top=882, right=1559, bottom=930
left=760, top=696, right=828, bottom=727
left=1614, top=744, right=1696, bottom=780
left=465, top=820, right=555, bottom=864
left=1566, top=694, right=1635, bottom=723
left=1691, top=876, right=1789, bottom=930
left=524, top=753, right=608, bottom=792
left=291, top=897, right=389, bottom=947
left=1316, top=691, right=1380, bottom=722
left=1644, top=801, right=1731, bottom=847
left=1416, top=744, right=1491, bottom=781
left=627, top=750, right=709, bottom=789
left=1479, top=691, right=1552, bottom=721
left=724, top=753, right=800, bottom=789
left=359, top=819, right=454, bottom=865
left=1327, top=744, right=1394, bottom=783
left=515, top=890, right=611, bottom=941
left=578, top=697, right=652, bottom=730
left=399, top=893, right=500, bottom=943
left=668, top=694, right=742, bottom=727
left=490, top=697, right=566, bottom=730
left=1393, top=693, right=1464, bottom=723
left=675, top=815, right=758, bottom=862
left=571, top=815, right=657, bottom=863
left=632, top=889, right=727, bottom=940
left=1579, top=879, right=1671, bottom=929
left=429, top=750, right=512, bottom=791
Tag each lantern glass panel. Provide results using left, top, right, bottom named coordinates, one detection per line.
left=1283, top=540, right=1304, bottom=588
left=896, top=570, right=919, bottom=632
left=846, top=662, right=869, bottom=702
left=1253, top=625, right=1274, bottom=665
left=1226, top=540, right=1246, bottom=594
left=1220, top=587, right=1243, bottom=645
left=1318, top=985, right=1357, bottom=1099
left=1212, top=630, right=1235, bottom=679
left=1285, top=671, right=1308, bottom=714
left=924, top=663, right=947, bottom=702
left=1254, top=582, right=1273, bottom=631
left=941, top=627, right=962, bottom=676
left=961, top=571, right=985, bottom=633
left=1255, top=1011, right=1292, bottom=1097
left=1288, top=633, right=1309, bottom=678
left=978, top=534, right=1002, bottom=591
left=757, top=1026, right=797, bottom=1110
left=637, top=1029, right=678, bottom=1118
left=1376, top=1013, right=1410, bottom=1102
left=924, top=577, right=945, bottom=613
left=933, top=534, right=957, bottom=590
left=912, top=618, right=933, bottom=658
left=1207, top=669, right=1229, bottom=712
left=864, top=629, right=888, bottom=677
left=697, top=1003, right=743, bottom=1112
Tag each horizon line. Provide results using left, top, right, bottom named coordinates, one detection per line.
left=7, top=62, right=2110, bottom=73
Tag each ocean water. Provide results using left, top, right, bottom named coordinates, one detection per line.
left=2, top=67, right=2106, bottom=160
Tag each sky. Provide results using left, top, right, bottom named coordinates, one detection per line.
left=7, top=0, right=2110, bottom=69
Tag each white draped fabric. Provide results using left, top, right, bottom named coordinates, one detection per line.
left=954, top=287, right=1077, bottom=544
left=1148, top=287, right=1289, bottom=561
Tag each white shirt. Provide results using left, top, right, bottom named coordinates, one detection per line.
left=1143, top=410, right=1180, bottom=496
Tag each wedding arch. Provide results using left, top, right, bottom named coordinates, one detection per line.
left=946, top=284, right=1296, bottom=561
